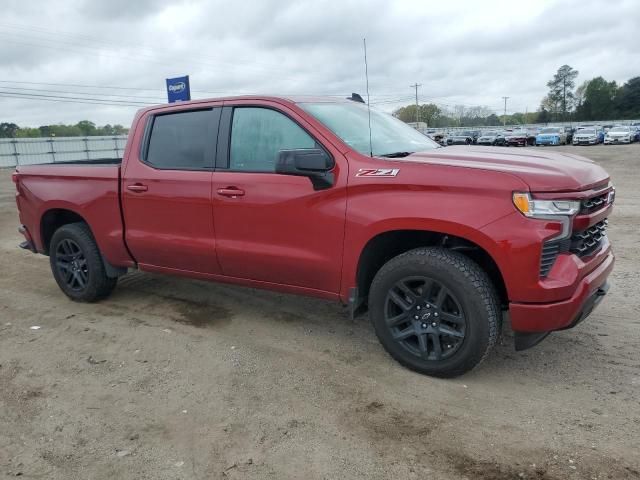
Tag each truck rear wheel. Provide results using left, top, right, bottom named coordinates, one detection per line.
left=368, top=247, right=499, bottom=378
left=49, top=222, right=117, bottom=302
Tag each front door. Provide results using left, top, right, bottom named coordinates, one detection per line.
left=211, top=103, right=347, bottom=293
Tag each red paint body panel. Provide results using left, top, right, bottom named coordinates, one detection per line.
left=13, top=95, right=615, bottom=337
left=510, top=251, right=614, bottom=332
left=14, top=165, right=134, bottom=267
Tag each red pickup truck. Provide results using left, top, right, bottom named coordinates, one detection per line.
left=13, top=96, right=614, bottom=377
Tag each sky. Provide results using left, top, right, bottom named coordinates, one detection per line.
left=0, top=0, right=638, bottom=127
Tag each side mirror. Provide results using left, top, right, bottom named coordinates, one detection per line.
left=276, top=149, right=334, bottom=190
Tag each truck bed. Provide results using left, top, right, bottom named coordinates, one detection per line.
left=14, top=161, right=134, bottom=267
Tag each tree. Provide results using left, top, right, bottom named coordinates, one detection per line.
left=615, top=77, right=640, bottom=119
left=0, top=122, right=19, bottom=138
left=393, top=103, right=442, bottom=127
left=546, top=65, right=579, bottom=121
left=576, top=77, right=618, bottom=120
left=574, top=80, right=589, bottom=117
left=76, top=120, right=97, bottom=136
left=540, top=94, right=560, bottom=121
left=536, top=107, right=551, bottom=124
left=418, top=104, right=441, bottom=127
left=485, top=114, right=500, bottom=126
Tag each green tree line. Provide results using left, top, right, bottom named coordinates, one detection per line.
left=394, top=68, right=640, bottom=127
left=0, top=120, right=128, bottom=138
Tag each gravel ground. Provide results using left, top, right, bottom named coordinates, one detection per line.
left=1, top=144, right=639, bottom=480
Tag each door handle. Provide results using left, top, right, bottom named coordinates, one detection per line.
left=126, top=183, right=148, bottom=193
left=217, top=187, right=245, bottom=198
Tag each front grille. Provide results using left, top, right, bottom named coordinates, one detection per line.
left=570, top=220, right=608, bottom=257
left=580, top=192, right=609, bottom=214
left=540, top=218, right=608, bottom=276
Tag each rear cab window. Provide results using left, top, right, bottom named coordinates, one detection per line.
left=145, top=109, right=219, bottom=170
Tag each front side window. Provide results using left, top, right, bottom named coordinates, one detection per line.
left=229, top=107, right=316, bottom=172
left=146, top=109, right=213, bottom=169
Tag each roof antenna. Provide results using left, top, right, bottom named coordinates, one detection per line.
left=363, top=38, right=373, bottom=157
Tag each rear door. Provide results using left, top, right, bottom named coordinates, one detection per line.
left=122, top=106, right=222, bottom=274
left=210, top=101, right=347, bottom=293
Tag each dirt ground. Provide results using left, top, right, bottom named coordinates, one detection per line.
left=1, top=145, right=639, bottom=480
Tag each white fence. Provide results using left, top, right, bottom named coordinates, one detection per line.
left=0, top=136, right=128, bottom=167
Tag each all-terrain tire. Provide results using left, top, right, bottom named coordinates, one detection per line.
left=49, top=222, right=117, bottom=302
left=368, top=247, right=500, bottom=378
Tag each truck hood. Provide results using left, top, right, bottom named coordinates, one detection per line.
left=405, top=146, right=609, bottom=192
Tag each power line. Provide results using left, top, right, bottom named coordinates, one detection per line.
left=0, top=93, right=144, bottom=108
left=1, top=85, right=165, bottom=101
left=0, top=90, right=152, bottom=107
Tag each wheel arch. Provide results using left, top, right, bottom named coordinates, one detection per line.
left=354, top=229, right=508, bottom=309
left=40, top=208, right=88, bottom=255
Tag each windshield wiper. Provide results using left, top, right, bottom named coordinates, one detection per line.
left=379, top=151, right=414, bottom=158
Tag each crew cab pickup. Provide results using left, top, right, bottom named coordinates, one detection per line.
left=13, top=96, right=615, bottom=377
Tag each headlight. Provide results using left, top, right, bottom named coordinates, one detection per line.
left=513, top=193, right=579, bottom=217
left=513, top=192, right=579, bottom=239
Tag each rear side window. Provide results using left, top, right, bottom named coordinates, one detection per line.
left=229, top=107, right=315, bottom=172
left=146, top=109, right=213, bottom=169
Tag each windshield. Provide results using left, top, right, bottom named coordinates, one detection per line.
left=483, top=131, right=500, bottom=136
left=540, top=128, right=560, bottom=134
left=299, top=102, right=439, bottom=156
left=578, top=129, right=596, bottom=135
left=610, top=127, right=630, bottom=133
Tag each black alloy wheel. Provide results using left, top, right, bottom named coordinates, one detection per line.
left=55, top=238, right=88, bottom=291
left=368, top=248, right=500, bottom=377
left=385, top=276, right=466, bottom=361
left=49, top=222, right=118, bottom=302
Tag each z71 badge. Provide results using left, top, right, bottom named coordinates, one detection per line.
left=355, top=168, right=400, bottom=177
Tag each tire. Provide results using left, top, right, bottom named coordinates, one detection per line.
left=368, top=248, right=500, bottom=378
left=49, top=222, right=117, bottom=302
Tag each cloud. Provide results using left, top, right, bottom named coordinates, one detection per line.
left=0, top=0, right=638, bottom=126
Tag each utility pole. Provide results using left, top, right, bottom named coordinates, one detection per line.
left=562, top=77, right=566, bottom=123
left=502, top=96, right=509, bottom=126
left=410, top=83, right=422, bottom=125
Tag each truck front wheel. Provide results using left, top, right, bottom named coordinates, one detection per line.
left=49, top=222, right=117, bottom=302
left=368, top=247, right=500, bottom=377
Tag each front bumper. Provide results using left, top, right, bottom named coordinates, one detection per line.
left=536, top=138, right=560, bottom=145
left=604, top=138, right=630, bottom=144
left=509, top=250, right=614, bottom=334
left=573, top=139, right=598, bottom=145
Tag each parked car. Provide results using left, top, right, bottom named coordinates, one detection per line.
left=505, top=130, right=536, bottom=146
left=576, top=125, right=605, bottom=143
left=476, top=130, right=507, bottom=146
left=565, top=127, right=575, bottom=144
left=629, top=125, right=640, bottom=142
left=604, top=126, right=633, bottom=145
left=535, top=127, right=567, bottom=146
left=428, top=131, right=447, bottom=145
left=573, top=128, right=601, bottom=145
left=446, top=130, right=478, bottom=145
left=13, top=95, right=615, bottom=378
